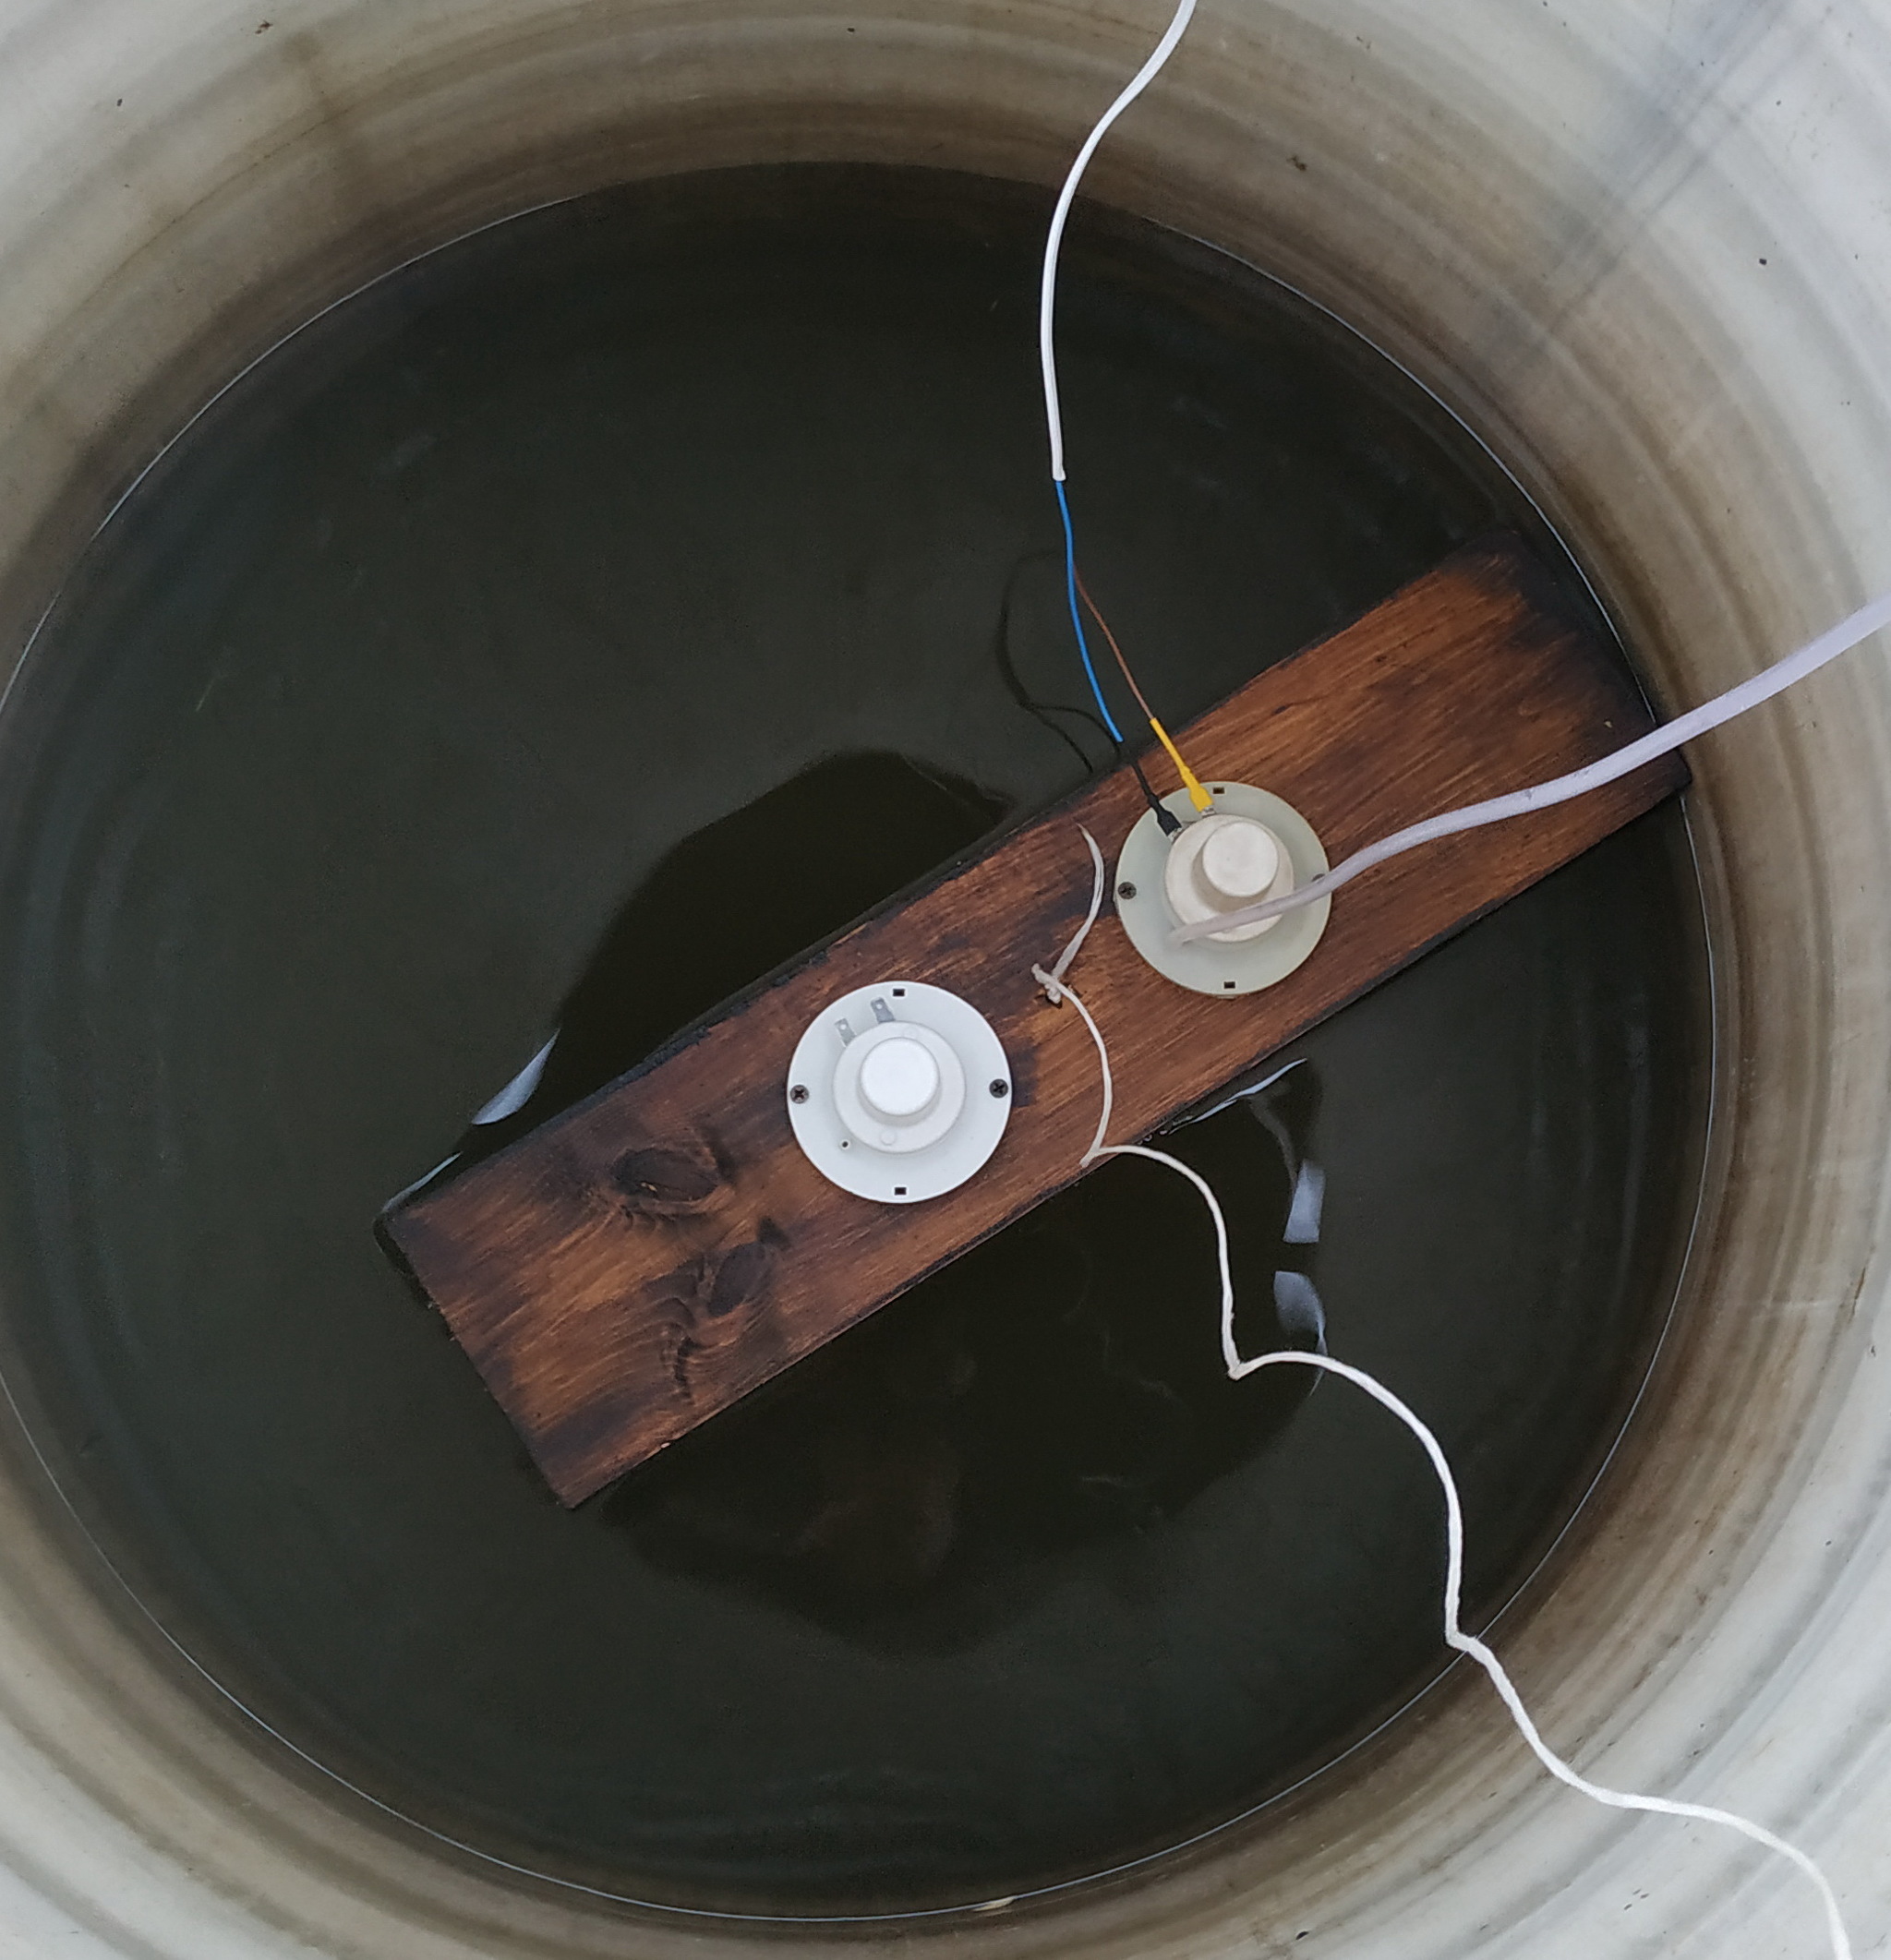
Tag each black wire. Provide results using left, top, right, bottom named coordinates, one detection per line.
left=993, top=554, right=1114, bottom=773
left=994, top=553, right=1182, bottom=834
left=1128, top=754, right=1182, bottom=834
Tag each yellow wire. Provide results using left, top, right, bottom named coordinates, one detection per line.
left=1073, top=570, right=1216, bottom=814
left=1150, top=717, right=1215, bottom=812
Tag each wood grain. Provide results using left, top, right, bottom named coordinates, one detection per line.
left=385, top=537, right=1687, bottom=1505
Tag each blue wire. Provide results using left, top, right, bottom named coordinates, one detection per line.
left=1054, top=478, right=1125, bottom=745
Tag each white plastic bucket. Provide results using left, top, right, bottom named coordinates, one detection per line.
left=1, top=2, right=1887, bottom=1954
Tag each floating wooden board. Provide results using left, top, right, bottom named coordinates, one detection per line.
left=385, top=537, right=1686, bottom=1505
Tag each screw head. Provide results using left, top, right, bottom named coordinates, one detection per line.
left=1117, top=881, right=1138, bottom=901
left=989, top=1078, right=1009, bottom=1099
left=789, top=1084, right=810, bottom=1103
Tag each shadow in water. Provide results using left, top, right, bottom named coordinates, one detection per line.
left=465, top=749, right=1322, bottom=1651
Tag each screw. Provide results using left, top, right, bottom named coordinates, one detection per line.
left=789, top=1084, right=809, bottom=1103
left=990, top=1078, right=1009, bottom=1099
left=1117, top=881, right=1138, bottom=901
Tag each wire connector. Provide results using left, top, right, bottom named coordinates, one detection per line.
left=1150, top=716, right=1215, bottom=813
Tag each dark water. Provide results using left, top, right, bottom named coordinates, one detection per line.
left=0, top=166, right=1707, bottom=1917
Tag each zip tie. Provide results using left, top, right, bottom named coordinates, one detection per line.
left=1037, top=825, right=1107, bottom=1004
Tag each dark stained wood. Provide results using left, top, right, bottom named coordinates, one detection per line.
left=385, top=537, right=1687, bottom=1505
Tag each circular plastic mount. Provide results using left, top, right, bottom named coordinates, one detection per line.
left=1116, top=783, right=1331, bottom=997
left=786, top=980, right=1010, bottom=1204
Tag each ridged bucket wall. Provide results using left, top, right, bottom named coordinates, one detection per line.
left=1, top=2, right=1888, bottom=1954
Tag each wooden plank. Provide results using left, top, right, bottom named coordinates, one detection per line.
left=385, top=536, right=1686, bottom=1505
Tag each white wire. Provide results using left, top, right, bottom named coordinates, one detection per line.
left=1036, top=930, right=1851, bottom=1960
left=1033, top=31, right=1875, bottom=1906
left=1175, top=587, right=1891, bottom=944
left=1039, top=0, right=1198, bottom=482
left=1236, top=1348, right=1855, bottom=1960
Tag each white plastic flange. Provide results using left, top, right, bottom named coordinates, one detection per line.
left=786, top=980, right=1010, bottom=1203
left=1116, top=783, right=1331, bottom=997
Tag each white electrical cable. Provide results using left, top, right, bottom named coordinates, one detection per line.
left=1175, top=588, right=1891, bottom=944
left=1034, top=29, right=1872, bottom=1918
left=1035, top=880, right=1852, bottom=1959
left=1036, top=0, right=1885, bottom=965
left=1039, top=0, right=1198, bottom=482
left=1237, top=1349, right=1855, bottom=1960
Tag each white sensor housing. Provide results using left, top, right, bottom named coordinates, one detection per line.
left=786, top=980, right=1010, bottom=1203
left=1116, top=783, right=1331, bottom=997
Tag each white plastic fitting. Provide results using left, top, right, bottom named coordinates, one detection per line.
left=834, top=1021, right=966, bottom=1153
left=1162, top=811, right=1295, bottom=943
left=1115, top=783, right=1331, bottom=997
left=786, top=980, right=1010, bottom=1202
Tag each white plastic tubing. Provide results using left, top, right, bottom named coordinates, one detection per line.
left=1034, top=0, right=1891, bottom=947
left=1175, top=587, right=1891, bottom=939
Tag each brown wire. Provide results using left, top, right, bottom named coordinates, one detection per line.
left=1073, top=568, right=1160, bottom=727
left=1074, top=566, right=1214, bottom=813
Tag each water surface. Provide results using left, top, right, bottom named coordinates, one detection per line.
left=0, top=165, right=1706, bottom=1916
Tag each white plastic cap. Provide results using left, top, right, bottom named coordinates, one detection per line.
left=1162, top=811, right=1295, bottom=944
left=1196, top=819, right=1280, bottom=905
left=858, top=1036, right=942, bottom=1123
left=1114, top=781, right=1331, bottom=997
left=830, top=1017, right=968, bottom=1156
